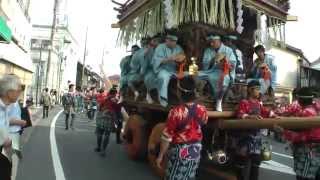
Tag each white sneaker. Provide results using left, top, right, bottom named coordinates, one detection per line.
left=134, top=91, right=139, bottom=101
left=159, top=96, right=168, bottom=107
left=216, top=99, right=223, bottom=112
left=146, top=93, right=153, bottom=104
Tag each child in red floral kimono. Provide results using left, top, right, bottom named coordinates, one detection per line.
left=235, top=80, right=276, bottom=180
left=274, top=87, right=320, bottom=180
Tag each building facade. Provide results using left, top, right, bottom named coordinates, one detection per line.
left=0, top=0, right=33, bottom=102
left=29, top=0, right=81, bottom=104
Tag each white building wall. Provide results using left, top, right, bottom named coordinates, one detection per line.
left=267, top=47, right=299, bottom=89
left=0, top=0, right=32, bottom=72
left=312, top=64, right=320, bottom=70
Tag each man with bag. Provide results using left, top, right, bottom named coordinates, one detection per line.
left=62, top=84, right=76, bottom=130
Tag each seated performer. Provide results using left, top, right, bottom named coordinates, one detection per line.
left=141, top=35, right=161, bottom=104
left=274, top=87, right=320, bottom=180
left=152, top=34, right=184, bottom=107
left=199, top=35, right=236, bottom=111
left=248, top=45, right=277, bottom=95
left=224, top=35, right=246, bottom=83
left=119, top=45, right=140, bottom=102
left=128, top=38, right=150, bottom=101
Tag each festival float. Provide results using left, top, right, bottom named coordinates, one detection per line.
left=111, top=0, right=320, bottom=179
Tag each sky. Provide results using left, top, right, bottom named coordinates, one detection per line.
left=30, top=0, right=320, bottom=76
left=285, top=1, right=320, bottom=62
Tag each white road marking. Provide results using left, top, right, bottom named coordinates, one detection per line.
left=260, top=160, right=296, bottom=175
left=50, top=110, right=66, bottom=180
left=272, top=152, right=293, bottom=159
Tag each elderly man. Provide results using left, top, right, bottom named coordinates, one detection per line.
left=199, top=35, right=237, bottom=111
left=119, top=45, right=140, bottom=102
left=248, top=45, right=277, bottom=95
left=152, top=34, right=184, bottom=107
left=0, top=74, right=26, bottom=180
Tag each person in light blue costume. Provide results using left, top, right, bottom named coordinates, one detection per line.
left=141, top=36, right=161, bottom=104
left=198, top=35, right=237, bottom=111
left=224, top=35, right=246, bottom=83
left=119, top=45, right=140, bottom=102
left=152, top=34, right=184, bottom=107
left=248, top=45, right=277, bottom=95
left=128, top=38, right=150, bottom=101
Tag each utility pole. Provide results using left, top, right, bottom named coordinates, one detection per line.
left=35, top=40, right=43, bottom=106
left=45, top=0, right=59, bottom=88
left=81, top=26, right=88, bottom=87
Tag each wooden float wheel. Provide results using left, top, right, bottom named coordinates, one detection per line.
left=148, top=123, right=167, bottom=178
left=124, top=115, right=148, bottom=160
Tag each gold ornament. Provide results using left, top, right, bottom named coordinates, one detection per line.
left=261, top=141, right=272, bottom=161
left=189, top=57, right=199, bottom=76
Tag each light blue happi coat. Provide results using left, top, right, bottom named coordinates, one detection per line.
left=142, top=48, right=159, bottom=91
left=152, top=43, right=184, bottom=106
left=119, top=55, right=132, bottom=90
left=198, top=43, right=237, bottom=98
left=128, top=48, right=145, bottom=88
left=250, top=54, right=278, bottom=89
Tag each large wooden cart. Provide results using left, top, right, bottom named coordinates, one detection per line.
left=110, top=0, right=320, bottom=179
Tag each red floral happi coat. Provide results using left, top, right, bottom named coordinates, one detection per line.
left=237, top=99, right=273, bottom=118
left=162, top=104, right=208, bottom=144
left=276, top=101, right=320, bottom=143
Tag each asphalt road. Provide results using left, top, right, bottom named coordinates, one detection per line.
left=16, top=108, right=296, bottom=180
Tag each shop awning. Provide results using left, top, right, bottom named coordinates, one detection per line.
left=0, top=17, right=12, bottom=43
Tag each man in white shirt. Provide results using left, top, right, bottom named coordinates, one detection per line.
left=8, top=101, right=25, bottom=159
left=0, top=74, right=26, bottom=179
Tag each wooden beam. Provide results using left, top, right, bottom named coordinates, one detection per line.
left=111, top=0, right=124, bottom=7
left=118, top=0, right=161, bottom=28
left=286, top=15, right=298, bottom=22
left=111, top=23, right=120, bottom=28
left=243, top=0, right=287, bottom=21
left=210, top=116, right=320, bottom=130
left=208, top=111, right=236, bottom=119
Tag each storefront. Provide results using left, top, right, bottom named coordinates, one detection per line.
left=0, top=16, right=33, bottom=102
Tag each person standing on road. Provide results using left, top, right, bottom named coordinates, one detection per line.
left=0, top=74, right=25, bottom=180
left=41, top=88, right=51, bottom=119
left=274, top=87, right=320, bottom=180
left=50, top=90, right=57, bottom=109
left=156, top=76, right=208, bottom=180
left=62, top=84, right=76, bottom=130
left=95, top=88, right=120, bottom=157
left=75, top=86, right=84, bottom=113
left=235, top=80, right=277, bottom=180
left=88, top=87, right=98, bottom=120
